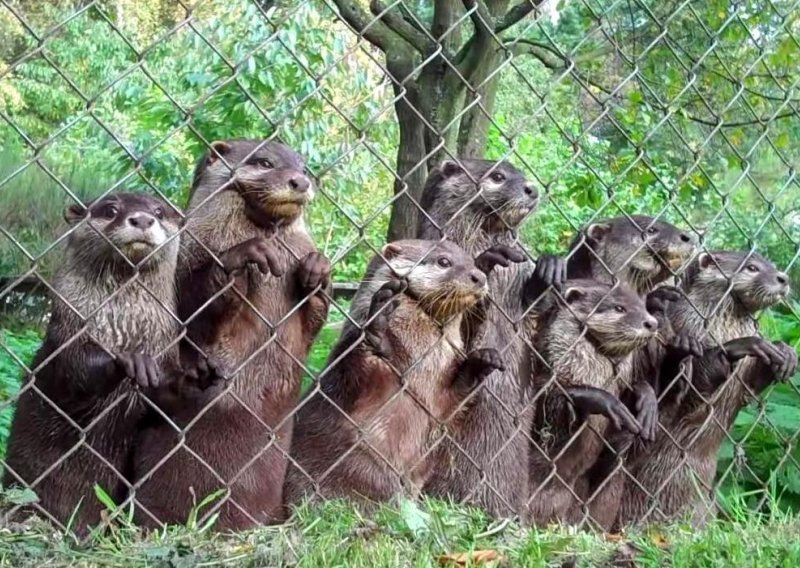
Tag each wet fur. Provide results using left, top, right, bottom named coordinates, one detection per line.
left=3, top=193, right=180, bottom=534
left=132, top=140, right=327, bottom=530
left=526, top=280, right=655, bottom=525
left=417, top=159, right=539, bottom=518
left=612, top=251, right=789, bottom=528
left=285, top=240, right=486, bottom=506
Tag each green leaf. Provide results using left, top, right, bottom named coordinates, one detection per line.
left=398, top=498, right=431, bottom=538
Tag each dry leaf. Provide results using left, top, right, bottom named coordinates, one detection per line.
left=438, top=549, right=501, bottom=566
left=605, top=532, right=625, bottom=543
left=650, top=532, right=669, bottom=548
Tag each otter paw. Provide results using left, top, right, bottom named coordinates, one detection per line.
left=219, top=237, right=282, bottom=276
left=181, top=350, right=223, bottom=391
left=524, top=255, right=567, bottom=304
left=568, top=386, right=640, bottom=434
left=668, top=331, right=704, bottom=358
left=632, top=382, right=658, bottom=442
left=474, top=245, right=526, bottom=274
left=646, top=286, right=682, bottom=328
left=364, top=280, right=404, bottom=358
left=771, top=341, right=798, bottom=382
left=297, top=252, right=331, bottom=294
left=465, top=348, right=505, bottom=379
left=721, top=336, right=779, bottom=366
left=116, top=351, right=160, bottom=389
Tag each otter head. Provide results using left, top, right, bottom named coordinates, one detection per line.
left=559, top=279, right=658, bottom=356
left=419, top=158, right=538, bottom=236
left=570, top=215, right=695, bottom=290
left=687, top=251, right=790, bottom=313
left=378, top=239, right=488, bottom=322
left=190, top=139, right=313, bottom=227
left=64, top=192, right=181, bottom=269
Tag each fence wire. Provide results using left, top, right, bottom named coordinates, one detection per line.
left=0, top=0, right=799, bottom=537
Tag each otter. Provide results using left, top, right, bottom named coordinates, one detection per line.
left=525, top=279, right=658, bottom=525
left=284, top=240, right=506, bottom=506
left=3, top=192, right=181, bottom=533
left=610, top=250, right=796, bottom=527
left=132, top=139, right=330, bottom=530
left=416, top=158, right=558, bottom=518
left=558, top=215, right=695, bottom=528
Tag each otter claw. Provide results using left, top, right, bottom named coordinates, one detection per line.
left=220, top=237, right=282, bottom=277
left=474, top=245, right=526, bottom=274
left=116, top=351, right=160, bottom=390
left=297, top=252, right=331, bottom=293
left=523, top=255, right=566, bottom=305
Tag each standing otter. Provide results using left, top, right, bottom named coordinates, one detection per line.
left=416, top=158, right=559, bottom=518
left=284, top=240, right=505, bottom=506
left=560, top=215, right=695, bottom=527
left=3, top=193, right=181, bottom=533
left=612, top=251, right=795, bottom=527
left=526, top=280, right=657, bottom=525
left=132, top=139, right=330, bottom=530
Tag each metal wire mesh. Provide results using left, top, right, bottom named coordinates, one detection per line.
left=0, top=0, right=798, bottom=536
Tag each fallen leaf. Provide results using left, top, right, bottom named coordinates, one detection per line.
left=650, top=531, right=669, bottom=548
left=605, top=532, right=625, bottom=542
left=438, top=549, right=501, bottom=566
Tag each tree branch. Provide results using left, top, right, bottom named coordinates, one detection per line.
left=496, top=0, right=544, bottom=34
left=462, top=0, right=494, bottom=36
left=505, top=38, right=566, bottom=70
left=369, top=0, right=435, bottom=54
left=330, top=0, right=403, bottom=53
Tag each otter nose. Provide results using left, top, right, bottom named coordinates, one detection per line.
left=289, top=174, right=310, bottom=193
left=524, top=184, right=538, bottom=200
left=128, top=214, right=155, bottom=229
left=776, top=273, right=788, bottom=285
left=643, top=317, right=658, bottom=332
left=679, top=233, right=692, bottom=243
left=469, top=270, right=486, bottom=287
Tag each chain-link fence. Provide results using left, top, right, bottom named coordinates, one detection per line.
left=0, top=0, right=799, bottom=538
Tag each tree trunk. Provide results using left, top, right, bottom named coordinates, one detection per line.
left=386, top=86, right=430, bottom=242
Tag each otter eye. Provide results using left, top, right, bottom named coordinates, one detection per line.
left=102, top=205, right=118, bottom=219
left=437, top=257, right=452, bottom=268
left=153, top=207, right=164, bottom=220
left=614, top=305, right=626, bottom=313
left=646, top=227, right=658, bottom=235
left=746, top=264, right=760, bottom=273
left=256, top=158, right=273, bottom=169
left=489, top=172, right=505, bottom=183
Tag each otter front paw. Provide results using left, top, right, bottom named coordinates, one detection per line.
left=770, top=341, right=798, bottom=382
left=567, top=386, right=640, bottom=434
left=116, top=351, right=160, bottom=389
left=474, top=245, right=526, bottom=274
left=365, top=279, right=405, bottom=358
left=632, top=381, right=658, bottom=442
left=219, top=237, right=283, bottom=276
left=668, top=331, right=704, bottom=359
left=646, top=286, right=682, bottom=329
left=523, top=254, right=567, bottom=305
left=181, top=349, right=223, bottom=391
left=297, top=252, right=331, bottom=295
left=453, top=348, right=504, bottom=393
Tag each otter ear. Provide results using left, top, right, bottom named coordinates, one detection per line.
left=562, top=287, right=586, bottom=305
left=64, top=203, right=86, bottom=224
left=381, top=243, right=403, bottom=261
left=440, top=160, right=462, bottom=178
left=586, top=223, right=611, bottom=241
left=206, top=141, right=232, bottom=163
left=697, top=252, right=715, bottom=270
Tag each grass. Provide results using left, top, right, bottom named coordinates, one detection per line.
left=1, top=497, right=799, bottom=567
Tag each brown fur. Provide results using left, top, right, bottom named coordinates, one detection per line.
left=612, top=251, right=791, bottom=528
left=285, top=240, right=492, bottom=506
left=526, top=280, right=657, bottom=525
left=132, top=140, right=328, bottom=530
left=564, top=215, right=695, bottom=528
left=416, top=158, right=540, bottom=518
left=3, top=193, right=181, bottom=534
